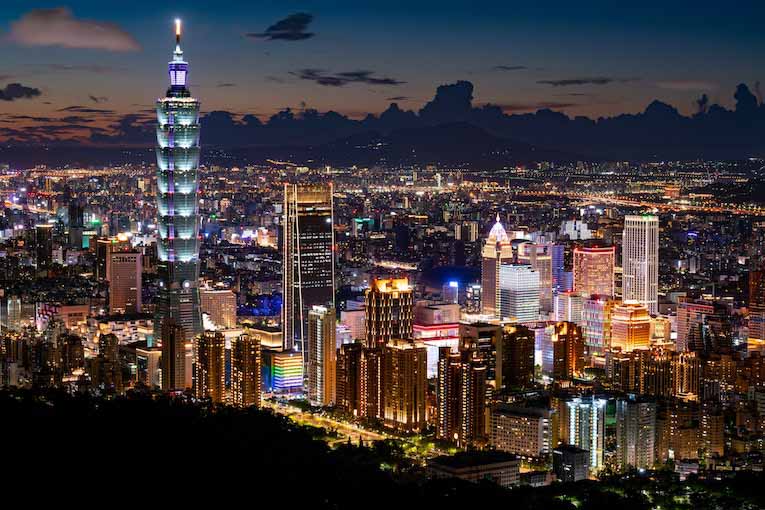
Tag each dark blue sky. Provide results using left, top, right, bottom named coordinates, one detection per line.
left=0, top=1, right=762, bottom=139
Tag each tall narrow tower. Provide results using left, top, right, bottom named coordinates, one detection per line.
left=154, top=20, right=203, bottom=340
left=282, top=183, right=335, bottom=353
left=622, top=214, right=659, bottom=315
left=481, top=214, right=513, bottom=318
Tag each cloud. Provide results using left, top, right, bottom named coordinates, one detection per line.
left=0, top=83, right=41, bottom=101
left=291, top=69, right=405, bottom=87
left=656, top=80, right=717, bottom=91
left=58, top=105, right=115, bottom=114
left=493, top=101, right=578, bottom=113
left=387, top=96, right=410, bottom=101
left=493, top=65, right=528, bottom=71
left=8, top=8, right=140, bottom=52
left=217, top=83, right=236, bottom=88
left=537, top=77, right=638, bottom=87
left=246, top=13, right=315, bottom=41
left=47, top=64, right=121, bottom=73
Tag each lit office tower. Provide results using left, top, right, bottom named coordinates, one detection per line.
left=481, top=215, right=513, bottom=317
left=193, top=331, right=226, bottom=403
left=622, top=215, right=659, bottom=314
left=583, top=295, right=614, bottom=355
left=565, top=395, right=608, bottom=471
left=437, top=346, right=487, bottom=446
left=499, top=324, right=535, bottom=390
left=35, top=224, right=53, bottom=272
left=108, top=252, right=142, bottom=314
left=68, top=198, right=84, bottom=249
left=96, top=235, right=130, bottom=282
left=749, top=270, right=765, bottom=351
left=231, top=333, right=261, bottom=408
left=552, top=321, right=585, bottom=380
left=554, top=291, right=583, bottom=323
left=383, top=339, right=427, bottom=432
left=365, top=278, right=413, bottom=348
left=573, top=246, right=615, bottom=297
left=551, top=244, right=570, bottom=293
left=517, top=241, right=554, bottom=312
left=611, top=302, right=651, bottom=352
left=307, top=305, right=336, bottom=406
left=615, top=396, right=656, bottom=471
left=161, top=318, right=187, bottom=391
left=154, top=20, right=203, bottom=341
left=498, top=264, right=540, bottom=322
left=282, top=183, right=335, bottom=353
left=200, top=288, right=237, bottom=329
left=6, top=296, right=21, bottom=331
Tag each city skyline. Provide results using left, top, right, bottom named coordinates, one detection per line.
left=2, top=6, right=765, bottom=506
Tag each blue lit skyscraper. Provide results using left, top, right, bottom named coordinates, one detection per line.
left=154, top=20, right=203, bottom=340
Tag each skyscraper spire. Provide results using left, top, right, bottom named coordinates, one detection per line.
left=155, top=19, right=203, bottom=341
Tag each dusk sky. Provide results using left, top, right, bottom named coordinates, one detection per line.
left=0, top=1, right=763, bottom=139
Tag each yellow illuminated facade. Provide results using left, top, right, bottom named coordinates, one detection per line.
left=365, top=278, right=413, bottom=348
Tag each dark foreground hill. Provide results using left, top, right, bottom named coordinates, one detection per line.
left=1, top=387, right=763, bottom=510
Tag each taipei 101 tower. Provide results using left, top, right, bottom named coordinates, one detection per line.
left=154, top=20, right=203, bottom=341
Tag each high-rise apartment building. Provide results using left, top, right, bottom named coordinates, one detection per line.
left=336, top=342, right=363, bottom=416
left=460, top=322, right=502, bottom=388
left=307, top=305, right=336, bottom=406
left=160, top=318, right=187, bottom=391
left=615, top=396, right=656, bottom=471
left=565, top=395, right=608, bottom=471
left=552, top=321, right=585, bottom=380
left=109, top=252, right=142, bottom=314
left=573, top=246, right=616, bottom=298
left=231, top=333, right=261, bottom=408
left=365, top=278, right=413, bottom=348
left=193, top=330, right=226, bottom=403
left=622, top=215, right=659, bottom=314
left=282, top=183, right=335, bottom=353
left=155, top=21, right=203, bottom=340
left=383, top=339, right=427, bottom=432
left=499, top=324, right=535, bottom=389
left=360, top=347, right=384, bottom=420
left=437, top=346, right=487, bottom=445
left=481, top=215, right=513, bottom=317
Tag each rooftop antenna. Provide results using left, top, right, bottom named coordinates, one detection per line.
left=175, top=18, right=182, bottom=46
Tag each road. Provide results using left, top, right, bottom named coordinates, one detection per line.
left=264, top=399, right=389, bottom=445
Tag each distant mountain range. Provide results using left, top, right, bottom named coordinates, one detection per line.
left=2, top=80, right=764, bottom=167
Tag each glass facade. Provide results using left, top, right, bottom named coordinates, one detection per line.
left=154, top=27, right=203, bottom=339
